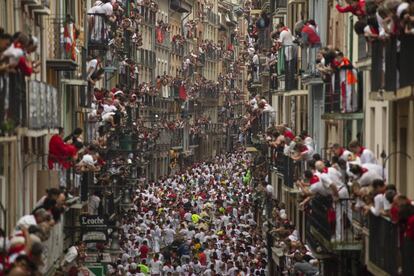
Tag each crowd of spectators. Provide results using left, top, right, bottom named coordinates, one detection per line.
left=109, top=150, right=271, bottom=275
left=0, top=187, right=71, bottom=275
left=261, top=122, right=414, bottom=264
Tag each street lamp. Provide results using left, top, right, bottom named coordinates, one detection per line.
left=380, top=150, right=412, bottom=179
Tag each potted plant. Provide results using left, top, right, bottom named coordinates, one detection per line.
left=1, top=119, right=15, bottom=136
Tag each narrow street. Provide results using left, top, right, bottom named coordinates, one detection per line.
left=2, top=0, right=414, bottom=275
left=114, top=149, right=269, bottom=275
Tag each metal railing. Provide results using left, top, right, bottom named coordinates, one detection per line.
left=277, top=45, right=298, bottom=90
left=368, top=214, right=399, bottom=275
left=198, top=86, right=219, bottom=99
left=275, top=0, right=287, bottom=9
left=271, top=152, right=304, bottom=188
left=370, top=39, right=397, bottom=92
left=308, top=196, right=359, bottom=244
left=172, top=43, right=185, bottom=56
left=155, top=30, right=170, bottom=48
left=205, top=10, right=219, bottom=25
left=171, top=129, right=184, bottom=148
left=324, top=70, right=360, bottom=114
left=88, top=13, right=109, bottom=49
left=0, top=73, right=59, bottom=134
left=399, top=35, right=414, bottom=89
left=141, top=6, right=156, bottom=25
left=204, top=123, right=225, bottom=134
left=47, top=17, right=76, bottom=61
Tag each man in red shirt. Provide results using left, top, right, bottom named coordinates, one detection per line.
left=336, top=0, right=366, bottom=18
left=139, top=240, right=150, bottom=260
left=301, top=20, right=321, bottom=48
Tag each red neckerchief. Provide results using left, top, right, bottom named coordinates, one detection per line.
left=310, top=175, right=320, bottom=185
left=281, top=26, right=290, bottom=33
left=361, top=167, right=368, bottom=175
left=338, top=147, right=344, bottom=157
left=299, top=145, right=308, bottom=153
left=357, top=147, right=366, bottom=157
left=14, top=42, right=23, bottom=49
left=322, top=167, right=329, bottom=174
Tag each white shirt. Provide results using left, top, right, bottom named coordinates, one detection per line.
left=370, top=193, right=385, bottom=216
left=278, top=29, right=294, bottom=46
left=150, top=259, right=162, bottom=274
left=309, top=180, right=331, bottom=197
left=360, top=148, right=377, bottom=164
left=315, top=171, right=334, bottom=191
left=63, top=246, right=78, bottom=264
left=101, top=2, right=113, bottom=16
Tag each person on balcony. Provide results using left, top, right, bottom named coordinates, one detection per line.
left=336, top=0, right=366, bottom=18
left=363, top=179, right=387, bottom=216
left=276, top=22, right=296, bottom=90
left=331, top=143, right=353, bottom=161
left=329, top=157, right=353, bottom=241
left=348, top=140, right=377, bottom=164
left=333, top=51, right=358, bottom=113
left=348, top=163, right=383, bottom=187
left=252, top=50, right=260, bottom=83
left=48, top=127, right=78, bottom=187
left=64, top=14, right=79, bottom=61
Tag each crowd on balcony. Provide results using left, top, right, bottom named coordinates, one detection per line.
left=260, top=120, right=414, bottom=247
left=110, top=150, right=271, bottom=275
left=0, top=185, right=77, bottom=275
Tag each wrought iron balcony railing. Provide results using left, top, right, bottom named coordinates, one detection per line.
left=172, top=43, right=185, bottom=56
left=0, top=73, right=59, bottom=134
left=171, top=128, right=184, bottom=148
left=324, top=70, right=362, bottom=114
left=307, top=196, right=362, bottom=250
left=46, top=17, right=78, bottom=71
left=87, top=13, right=110, bottom=50
left=370, top=36, right=414, bottom=92
left=368, top=214, right=399, bottom=275
left=277, top=45, right=298, bottom=91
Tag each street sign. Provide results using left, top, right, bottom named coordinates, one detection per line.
left=80, top=215, right=108, bottom=243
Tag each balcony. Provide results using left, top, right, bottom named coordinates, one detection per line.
left=307, top=196, right=362, bottom=251
left=170, top=0, right=191, bottom=13
left=273, top=0, right=287, bottom=14
left=277, top=45, right=298, bottom=91
left=155, top=30, right=170, bottom=49
left=205, top=123, right=225, bottom=134
left=87, top=13, right=109, bottom=51
left=141, top=6, right=156, bottom=26
left=271, top=153, right=304, bottom=189
left=198, top=86, right=219, bottom=106
left=0, top=73, right=59, bottom=135
left=370, top=36, right=414, bottom=100
left=22, top=0, right=50, bottom=15
left=46, top=18, right=78, bottom=71
left=367, top=214, right=399, bottom=275
left=322, top=70, right=363, bottom=120
left=189, top=134, right=200, bottom=147
left=137, top=49, right=156, bottom=69
left=171, top=129, right=184, bottom=149
left=172, top=43, right=185, bottom=56
left=204, top=10, right=219, bottom=25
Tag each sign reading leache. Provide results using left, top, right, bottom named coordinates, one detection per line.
left=80, top=215, right=107, bottom=227
left=79, top=215, right=108, bottom=243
